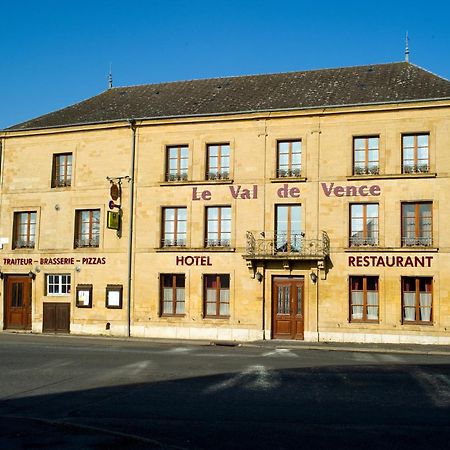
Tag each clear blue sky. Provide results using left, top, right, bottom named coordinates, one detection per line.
left=1, top=0, right=449, bottom=129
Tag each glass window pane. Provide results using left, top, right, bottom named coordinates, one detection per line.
left=278, top=153, right=289, bottom=166
left=368, top=149, right=378, bottom=162
left=221, top=207, right=231, bottom=220
left=208, top=146, right=218, bottom=157
left=351, top=218, right=363, bottom=232
left=164, top=209, right=175, bottom=220
left=292, top=141, right=301, bottom=152
left=278, top=142, right=289, bottom=153
left=208, top=208, right=218, bottom=220
left=354, top=138, right=365, bottom=150
left=417, top=135, right=428, bottom=147
left=366, top=204, right=378, bottom=218
left=403, top=148, right=414, bottom=161
left=368, top=138, right=378, bottom=149
left=403, top=135, right=414, bottom=148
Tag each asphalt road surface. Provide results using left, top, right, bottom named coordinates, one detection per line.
left=1, top=333, right=450, bottom=449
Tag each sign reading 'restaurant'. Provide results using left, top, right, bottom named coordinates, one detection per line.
left=349, top=255, right=433, bottom=268
left=322, top=183, right=381, bottom=197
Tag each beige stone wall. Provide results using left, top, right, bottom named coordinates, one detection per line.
left=1, top=101, right=449, bottom=343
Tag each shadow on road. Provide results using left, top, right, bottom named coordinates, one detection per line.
left=1, top=363, right=450, bottom=449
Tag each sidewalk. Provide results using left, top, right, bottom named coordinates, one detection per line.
left=2, top=330, right=450, bottom=356
left=244, top=339, right=450, bottom=356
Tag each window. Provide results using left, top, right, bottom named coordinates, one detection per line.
left=166, top=145, right=188, bottom=181
left=402, top=134, right=429, bottom=173
left=204, top=274, right=230, bottom=317
left=206, top=144, right=230, bottom=180
left=350, top=276, right=379, bottom=322
left=13, top=211, right=37, bottom=249
left=160, top=274, right=185, bottom=315
left=46, top=274, right=71, bottom=295
left=401, top=202, right=432, bottom=246
left=402, top=277, right=432, bottom=324
left=52, top=153, right=72, bottom=187
left=205, top=206, right=231, bottom=247
left=275, top=204, right=302, bottom=253
left=350, top=204, right=378, bottom=246
left=353, top=136, right=379, bottom=175
left=75, top=209, right=100, bottom=248
left=277, top=140, right=301, bottom=178
left=162, top=207, right=187, bottom=247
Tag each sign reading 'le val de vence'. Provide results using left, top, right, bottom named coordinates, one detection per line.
left=191, top=183, right=382, bottom=201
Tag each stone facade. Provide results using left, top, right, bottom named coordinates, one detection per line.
left=1, top=66, right=450, bottom=344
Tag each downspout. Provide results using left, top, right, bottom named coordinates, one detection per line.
left=127, top=119, right=137, bottom=337
left=262, top=116, right=269, bottom=340
left=316, top=113, right=323, bottom=342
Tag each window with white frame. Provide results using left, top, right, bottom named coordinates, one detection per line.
left=46, top=274, right=71, bottom=295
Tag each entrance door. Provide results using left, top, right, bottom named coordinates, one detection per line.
left=4, top=276, right=32, bottom=330
left=272, top=276, right=304, bottom=339
left=43, top=303, right=70, bottom=333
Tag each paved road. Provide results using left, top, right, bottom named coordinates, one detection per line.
left=1, top=334, right=450, bottom=449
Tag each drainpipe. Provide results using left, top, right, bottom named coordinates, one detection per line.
left=127, top=119, right=137, bottom=337
left=315, top=114, right=323, bottom=342
left=261, top=117, right=269, bottom=340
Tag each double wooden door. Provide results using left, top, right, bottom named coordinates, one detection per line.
left=272, top=276, right=304, bottom=339
left=43, top=303, right=70, bottom=333
left=4, top=275, right=32, bottom=330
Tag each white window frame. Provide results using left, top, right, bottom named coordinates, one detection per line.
left=46, top=274, right=71, bottom=296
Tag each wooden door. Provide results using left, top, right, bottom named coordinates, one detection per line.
left=272, top=276, right=304, bottom=339
left=4, top=276, right=32, bottom=330
left=43, top=303, right=70, bottom=333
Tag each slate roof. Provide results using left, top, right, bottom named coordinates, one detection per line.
left=6, top=62, right=450, bottom=131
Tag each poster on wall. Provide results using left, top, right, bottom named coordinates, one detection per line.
left=76, top=284, right=93, bottom=308
left=106, top=285, right=123, bottom=309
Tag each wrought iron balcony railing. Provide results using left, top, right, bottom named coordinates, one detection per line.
left=205, top=238, right=231, bottom=248
left=353, top=165, right=379, bottom=175
left=75, top=237, right=100, bottom=248
left=206, top=170, right=230, bottom=180
left=402, top=164, right=429, bottom=174
left=245, top=231, right=330, bottom=259
left=276, top=168, right=302, bottom=178
left=166, top=172, right=188, bottom=182
left=14, top=240, right=35, bottom=249
left=350, top=236, right=378, bottom=247
left=402, top=236, right=432, bottom=247
left=53, top=177, right=72, bottom=187
left=162, top=238, right=187, bottom=247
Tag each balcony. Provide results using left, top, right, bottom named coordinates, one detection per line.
left=244, top=231, right=330, bottom=261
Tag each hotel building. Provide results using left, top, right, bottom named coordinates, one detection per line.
left=1, top=61, right=450, bottom=344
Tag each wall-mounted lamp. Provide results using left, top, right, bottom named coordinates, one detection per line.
left=35, top=265, right=41, bottom=273
left=75, top=265, right=81, bottom=272
left=310, top=271, right=318, bottom=284
left=255, top=271, right=263, bottom=283
left=28, top=271, right=36, bottom=280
